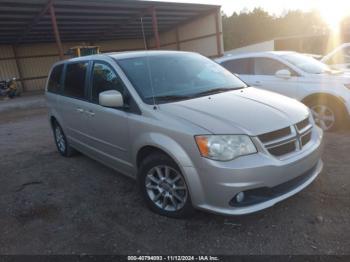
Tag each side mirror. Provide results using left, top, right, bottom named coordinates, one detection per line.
left=99, top=90, right=124, bottom=108
left=275, top=69, right=291, bottom=79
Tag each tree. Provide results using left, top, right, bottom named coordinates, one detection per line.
left=222, top=8, right=329, bottom=51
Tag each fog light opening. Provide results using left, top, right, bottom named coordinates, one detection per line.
left=236, top=192, right=245, bottom=203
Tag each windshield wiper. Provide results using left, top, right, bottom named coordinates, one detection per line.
left=192, top=87, right=244, bottom=97
left=148, top=87, right=244, bottom=103
left=153, top=95, right=193, bottom=103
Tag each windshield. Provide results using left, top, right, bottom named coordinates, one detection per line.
left=282, top=53, right=332, bottom=74
left=116, top=53, right=247, bottom=104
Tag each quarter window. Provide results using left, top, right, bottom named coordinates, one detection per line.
left=91, top=62, right=124, bottom=103
left=63, top=62, right=88, bottom=99
left=47, top=64, right=63, bottom=93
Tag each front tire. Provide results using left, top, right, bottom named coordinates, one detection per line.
left=138, top=153, right=194, bottom=218
left=307, top=99, right=343, bottom=132
left=52, top=121, right=75, bottom=157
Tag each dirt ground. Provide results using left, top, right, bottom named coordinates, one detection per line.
left=0, top=108, right=349, bottom=255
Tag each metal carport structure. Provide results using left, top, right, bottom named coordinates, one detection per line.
left=0, top=0, right=223, bottom=91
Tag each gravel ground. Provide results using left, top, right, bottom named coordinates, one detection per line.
left=0, top=108, right=349, bottom=255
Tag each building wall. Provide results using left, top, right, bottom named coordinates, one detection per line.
left=0, top=46, right=20, bottom=88
left=0, top=9, right=223, bottom=92
left=0, top=39, right=145, bottom=91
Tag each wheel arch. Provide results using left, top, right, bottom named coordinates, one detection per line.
left=136, top=146, right=173, bottom=168
left=50, top=115, right=58, bottom=128
left=133, top=134, right=195, bottom=170
left=302, top=92, right=346, bottom=111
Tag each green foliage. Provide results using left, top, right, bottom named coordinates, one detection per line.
left=222, top=8, right=329, bottom=51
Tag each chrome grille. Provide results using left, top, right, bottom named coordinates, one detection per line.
left=301, top=132, right=312, bottom=146
left=258, top=117, right=313, bottom=158
left=268, top=141, right=296, bottom=156
left=296, top=118, right=310, bottom=130
left=258, top=127, right=291, bottom=143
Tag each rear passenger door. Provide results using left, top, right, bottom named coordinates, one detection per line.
left=251, top=57, right=299, bottom=98
left=57, top=61, right=91, bottom=146
left=83, top=61, right=132, bottom=174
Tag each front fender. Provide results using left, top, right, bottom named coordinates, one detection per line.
left=132, top=132, right=194, bottom=168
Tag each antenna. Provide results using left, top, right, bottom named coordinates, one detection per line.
left=140, top=16, right=157, bottom=109
left=141, top=16, right=147, bottom=50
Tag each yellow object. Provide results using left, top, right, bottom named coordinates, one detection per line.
left=66, top=46, right=100, bottom=57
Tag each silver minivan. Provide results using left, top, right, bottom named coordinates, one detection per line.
left=46, top=51, right=323, bottom=218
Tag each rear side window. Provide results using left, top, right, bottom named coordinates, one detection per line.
left=91, top=62, right=124, bottom=103
left=221, top=58, right=253, bottom=75
left=63, top=62, right=88, bottom=99
left=47, top=64, right=63, bottom=93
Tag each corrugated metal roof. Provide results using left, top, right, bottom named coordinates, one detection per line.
left=0, top=0, right=220, bottom=44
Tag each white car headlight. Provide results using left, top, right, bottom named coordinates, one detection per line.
left=195, top=135, right=257, bottom=161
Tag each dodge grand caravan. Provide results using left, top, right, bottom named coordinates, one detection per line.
left=46, top=51, right=323, bottom=218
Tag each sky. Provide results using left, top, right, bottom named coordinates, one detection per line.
left=157, top=0, right=350, bottom=17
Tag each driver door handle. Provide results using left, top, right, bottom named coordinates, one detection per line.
left=255, top=81, right=262, bottom=86
left=76, top=108, right=84, bottom=113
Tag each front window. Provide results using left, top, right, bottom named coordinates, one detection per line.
left=253, top=57, right=295, bottom=76
left=91, top=62, right=124, bottom=103
left=281, top=53, right=331, bottom=74
left=116, top=53, right=247, bottom=104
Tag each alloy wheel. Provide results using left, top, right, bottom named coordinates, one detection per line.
left=311, top=105, right=335, bottom=131
left=55, top=126, right=66, bottom=153
left=145, top=165, right=188, bottom=212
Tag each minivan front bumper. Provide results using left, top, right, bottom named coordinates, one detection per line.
left=184, top=126, right=323, bottom=215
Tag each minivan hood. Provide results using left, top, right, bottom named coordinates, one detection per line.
left=159, top=87, right=310, bottom=136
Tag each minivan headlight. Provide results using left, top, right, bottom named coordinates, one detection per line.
left=195, top=135, right=257, bottom=161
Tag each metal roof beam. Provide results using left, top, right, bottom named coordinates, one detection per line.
left=95, top=7, right=153, bottom=41
left=15, top=0, right=53, bottom=44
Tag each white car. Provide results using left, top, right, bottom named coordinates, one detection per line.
left=321, top=43, right=350, bottom=72
left=217, top=51, right=350, bottom=131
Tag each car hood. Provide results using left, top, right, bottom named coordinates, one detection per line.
left=309, top=72, right=350, bottom=84
left=159, top=87, right=310, bottom=136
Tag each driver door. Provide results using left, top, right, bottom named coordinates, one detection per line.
left=251, top=57, right=299, bottom=98
left=83, top=61, right=132, bottom=175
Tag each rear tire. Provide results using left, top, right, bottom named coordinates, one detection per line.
left=52, top=121, right=75, bottom=157
left=138, top=153, right=195, bottom=218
